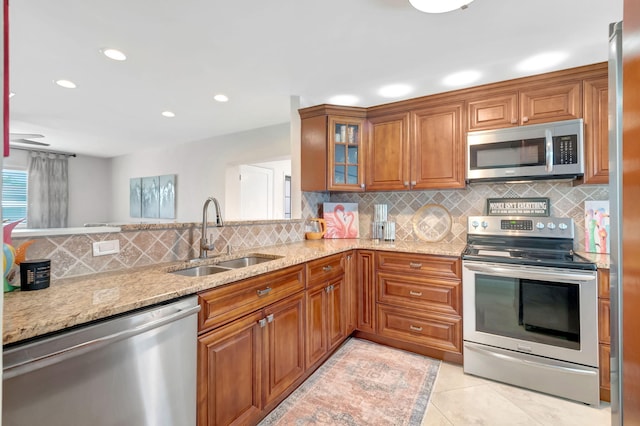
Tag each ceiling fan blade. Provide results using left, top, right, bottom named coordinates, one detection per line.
left=10, top=139, right=51, bottom=147
left=9, top=133, right=45, bottom=141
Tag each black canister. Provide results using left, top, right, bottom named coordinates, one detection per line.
left=20, top=259, right=51, bottom=291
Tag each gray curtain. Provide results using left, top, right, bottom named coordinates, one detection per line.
left=27, top=152, right=69, bottom=228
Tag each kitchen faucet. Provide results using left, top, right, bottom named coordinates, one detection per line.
left=199, top=197, right=224, bottom=259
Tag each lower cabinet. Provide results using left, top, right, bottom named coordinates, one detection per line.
left=305, top=253, right=347, bottom=368
left=371, top=251, right=463, bottom=363
left=598, top=268, right=611, bottom=402
left=197, top=292, right=305, bottom=426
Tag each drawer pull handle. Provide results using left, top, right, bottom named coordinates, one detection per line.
left=256, top=287, right=272, bottom=297
left=325, top=284, right=334, bottom=293
left=266, top=314, right=274, bottom=323
left=258, top=318, right=267, bottom=328
left=409, top=291, right=423, bottom=297
left=323, top=265, right=333, bottom=272
left=409, top=325, right=423, bottom=332
left=409, top=262, right=422, bottom=269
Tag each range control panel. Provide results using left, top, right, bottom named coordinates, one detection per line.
left=468, top=216, right=574, bottom=239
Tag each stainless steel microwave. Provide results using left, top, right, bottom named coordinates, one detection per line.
left=466, top=118, right=584, bottom=182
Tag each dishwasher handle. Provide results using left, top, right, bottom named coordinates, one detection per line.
left=4, top=304, right=201, bottom=380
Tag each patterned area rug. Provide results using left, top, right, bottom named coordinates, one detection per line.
left=259, top=338, right=440, bottom=426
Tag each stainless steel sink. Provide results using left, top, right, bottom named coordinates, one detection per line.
left=170, top=255, right=282, bottom=277
left=216, top=255, right=281, bottom=269
left=171, top=265, right=231, bottom=277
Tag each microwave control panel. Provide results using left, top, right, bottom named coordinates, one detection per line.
left=553, top=135, right=578, bottom=165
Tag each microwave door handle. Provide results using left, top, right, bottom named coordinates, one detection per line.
left=545, top=129, right=553, bottom=172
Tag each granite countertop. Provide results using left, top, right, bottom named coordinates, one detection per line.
left=3, top=239, right=466, bottom=346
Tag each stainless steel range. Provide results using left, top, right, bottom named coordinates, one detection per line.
left=462, top=215, right=599, bottom=406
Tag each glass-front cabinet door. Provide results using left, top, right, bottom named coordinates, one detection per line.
left=328, top=116, right=365, bottom=191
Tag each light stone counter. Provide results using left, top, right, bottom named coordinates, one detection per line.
left=3, top=239, right=466, bottom=345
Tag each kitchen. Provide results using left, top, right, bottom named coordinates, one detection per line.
left=2, top=0, right=638, bottom=425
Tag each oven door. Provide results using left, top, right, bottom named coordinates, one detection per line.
left=462, top=260, right=598, bottom=367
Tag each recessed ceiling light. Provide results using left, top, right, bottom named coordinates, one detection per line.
left=55, top=79, right=77, bottom=89
left=409, top=0, right=474, bottom=13
left=214, top=94, right=229, bottom=102
left=102, top=48, right=127, bottom=61
left=442, top=70, right=481, bottom=87
left=378, top=84, right=413, bottom=98
left=328, top=94, right=360, bottom=105
left=161, top=111, right=175, bottom=118
left=516, top=52, right=568, bottom=72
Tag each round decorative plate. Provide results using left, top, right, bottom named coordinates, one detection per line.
left=412, top=204, right=452, bottom=242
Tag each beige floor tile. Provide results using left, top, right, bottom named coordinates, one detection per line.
left=431, top=385, right=539, bottom=425
left=432, top=362, right=487, bottom=393
left=421, top=402, right=453, bottom=426
left=490, top=382, right=611, bottom=426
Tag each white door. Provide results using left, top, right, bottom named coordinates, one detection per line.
left=240, top=165, right=273, bottom=220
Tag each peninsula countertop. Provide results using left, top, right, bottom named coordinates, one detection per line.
left=3, top=239, right=466, bottom=345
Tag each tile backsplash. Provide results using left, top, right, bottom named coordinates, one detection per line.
left=13, top=181, right=607, bottom=281
left=304, top=181, right=608, bottom=249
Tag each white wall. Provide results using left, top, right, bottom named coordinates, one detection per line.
left=4, top=149, right=112, bottom=227
left=110, top=122, right=291, bottom=223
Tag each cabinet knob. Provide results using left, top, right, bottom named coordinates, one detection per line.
left=361, top=183, right=365, bottom=189
left=410, top=181, right=417, bottom=186
left=522, top=116, right=529, bottom=123
left=510, top=119, right=518, bottom=124
left=266, top=314, right=274, bottom=323
left=322, top=265, right=333, bottom=272
left=258, top=318, right=267, bottom=328
left=404, top=181, right=409, bottom=187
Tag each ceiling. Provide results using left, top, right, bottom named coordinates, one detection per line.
left=8, top=0, right=623, bottom=158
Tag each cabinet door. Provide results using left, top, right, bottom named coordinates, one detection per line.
left=356, top=250, right=376, bottom=333
left=301, top=115, right=329, bottom=191
left=411, top=102, right=465, bottom=189
left=197, top=311, right=264, bottom=426
left=328, top=116, right=365, bottom=191
left=327, top=275, right=347, bottom=350
left=263, top=293, right=305, bottom=406
left=365, top=113, right=410, bottom=191
left=467, top=92, right=519, bottom=131
left=305, top=284, right=327, bottom=367
left=519, top=81, right=581, bottom=125
left=583, top=76, right=609, bottom=184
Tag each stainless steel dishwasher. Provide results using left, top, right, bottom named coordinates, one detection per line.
left=3, top=295, right=200, bottom=426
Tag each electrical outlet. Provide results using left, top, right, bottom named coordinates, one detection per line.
left=92, top=240, right=120, bottom=256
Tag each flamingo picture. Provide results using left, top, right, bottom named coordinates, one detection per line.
left=323, top=203, right=359, bottom=238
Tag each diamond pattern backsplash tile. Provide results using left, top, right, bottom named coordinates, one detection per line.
left=311, top=181, right=608, bottom=249
left=13, top=182, right=606, bottom=280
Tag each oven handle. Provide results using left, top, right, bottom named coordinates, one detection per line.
left=464, top=263, right=596, bottom=283
left=545, top=128, right=554, bottom=172
left=465, top=344, right=598, bottom=377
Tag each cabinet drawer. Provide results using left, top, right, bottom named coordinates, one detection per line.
left=307, top=253, right=344, bottom=286
left=599, top=298, right=611, bottom=344
left=377, top=304, right=462, bottom=354
left=377, top=272, right=460, bottom=315
left=376, top=252, right=461, bottom=280
left=198, top=265, right=305, bottom=332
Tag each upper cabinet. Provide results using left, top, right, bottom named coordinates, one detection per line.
left=300, top=62, right=609, bottom=191
left=582, top=76, right=609, bottom=184
left=365, top=102, right=465, bottom=191
left=300, top=105, right=367, bottom=192
left=466, top=80, right=581, bottom=131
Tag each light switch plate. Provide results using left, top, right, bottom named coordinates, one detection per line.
left=92, top=240, right=120, bottom=256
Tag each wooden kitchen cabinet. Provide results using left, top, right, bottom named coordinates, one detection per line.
left=466, top=80, right=581, bottom=131
left=598, top=268, right=611, bottom=402
left=365, top=102, right=465, bottom=191
left=300, top=105, right=367, bottom=192
left=197, top=267, right=306, bottom=426
left=305, top=253, right=348, bottom=368
left=374, top=252, right=463, bottom=363
left=356, top=250, right=376, bottom=333
left=365, top=112, right=411, bottom=191
left=582, top=76, right=609, bottom=184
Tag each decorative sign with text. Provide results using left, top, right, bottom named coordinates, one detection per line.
left=486, top=197, right=550, bottom=216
